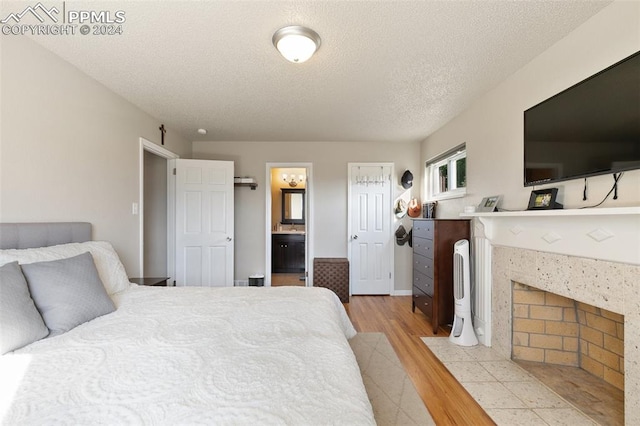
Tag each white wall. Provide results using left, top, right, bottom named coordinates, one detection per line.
left=422, top=1, right=640, bottom=218
left=192, top=141, right=421, bottom=292
left=0, top=36, right=191, bottom=275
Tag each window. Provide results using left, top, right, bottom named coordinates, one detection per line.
left=426, top=143, right=466, bottom=200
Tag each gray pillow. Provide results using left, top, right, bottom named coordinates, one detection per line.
left=0, top=261, right=49, bottom=354
left=21, top=252, right=116, bottom=336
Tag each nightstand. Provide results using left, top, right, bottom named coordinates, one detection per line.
left=129, top=277, right=169, bottom=287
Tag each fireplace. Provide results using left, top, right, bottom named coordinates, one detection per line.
left=465, top=207, right=639, bottom=425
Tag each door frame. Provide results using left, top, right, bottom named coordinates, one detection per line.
left=265, top=162, right=314, bottom=287
left=347, top=162, right=394, bottom=295
left=138, top=137, right=179, bottom=279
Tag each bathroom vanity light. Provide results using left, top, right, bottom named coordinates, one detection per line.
left=272, top=26, right=321, bottom=63
left=282, top=173, right=305, bottom=187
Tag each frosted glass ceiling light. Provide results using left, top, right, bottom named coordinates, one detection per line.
left=272, top=26, right=321, bottom=63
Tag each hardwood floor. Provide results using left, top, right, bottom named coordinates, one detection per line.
left=346, top=295, right=495, bottom=425
left=271, top=273, right=306, bottom=286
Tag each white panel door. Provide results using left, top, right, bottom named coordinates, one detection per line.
left=349, top=164, right=392, bottom=295
left=175, top=159, right=234, bottom=287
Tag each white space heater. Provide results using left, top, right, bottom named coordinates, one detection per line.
left=450, top=239, right=478, bottom=346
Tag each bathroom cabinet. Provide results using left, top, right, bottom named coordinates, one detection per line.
left=272, top=234, right=305, bottom=273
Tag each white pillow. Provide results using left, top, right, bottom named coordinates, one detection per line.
left=0, top=241, right=130, bottom=295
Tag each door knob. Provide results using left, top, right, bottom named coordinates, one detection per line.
left=353, top=235, right=358, bottom=240
left=226, top=237, right=232, bottom=241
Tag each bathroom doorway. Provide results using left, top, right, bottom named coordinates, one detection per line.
left=265, top=163, right=313, bottom=287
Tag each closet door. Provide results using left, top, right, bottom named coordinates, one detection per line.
left=348, top=163, right=393, bottom=295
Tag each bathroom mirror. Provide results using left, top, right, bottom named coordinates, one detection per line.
left=281, top=188, right=305, bottom=224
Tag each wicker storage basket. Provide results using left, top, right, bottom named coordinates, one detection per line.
left=313, top=258, right=349, bottom=303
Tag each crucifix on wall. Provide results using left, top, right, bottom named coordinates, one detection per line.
left=159, top=124, right=166, bottom=145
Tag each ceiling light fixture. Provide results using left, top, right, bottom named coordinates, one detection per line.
left=197, top=128, right=207, bottom=135
left=272, top=26, right=321, bottom=63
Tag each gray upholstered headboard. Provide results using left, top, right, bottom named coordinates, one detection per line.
left=0, top=223, right=92, bottom=249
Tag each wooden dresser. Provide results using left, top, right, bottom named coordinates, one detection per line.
left=412, top=219, right=470, bottom=334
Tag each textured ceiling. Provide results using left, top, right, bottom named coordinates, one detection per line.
left=10, top=0, right=611, bottom=143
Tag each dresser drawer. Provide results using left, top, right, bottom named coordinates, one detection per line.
left=413, top=253, right=434, bottom=278
left=413, top=236, right=433, bottom=259
left=413, top=220, right=434, bottom=239
left=413, top=269, right=434, bottom=296
left=413, top=289, right=433, bottom=318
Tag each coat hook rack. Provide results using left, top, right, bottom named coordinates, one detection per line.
left=159, top=124, right=166, bottom=145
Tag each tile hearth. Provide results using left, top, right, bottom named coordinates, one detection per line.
left=421, top=337, right=598, bottom=426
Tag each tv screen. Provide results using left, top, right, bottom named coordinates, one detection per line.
left=524, top=51, right=640, bottom=187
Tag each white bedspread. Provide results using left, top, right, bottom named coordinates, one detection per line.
left=0, top=286, right=374, bottom=425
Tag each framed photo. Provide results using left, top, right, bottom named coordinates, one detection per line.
left=527, top=188, right=561, bottom=210
left=477, top=195, right=502, bottom=212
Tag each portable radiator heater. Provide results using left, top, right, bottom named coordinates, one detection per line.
left=450, top=239, right=478, bottom=346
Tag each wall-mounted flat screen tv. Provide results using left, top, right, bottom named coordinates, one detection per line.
left=524, top=51, right=640, bottom=187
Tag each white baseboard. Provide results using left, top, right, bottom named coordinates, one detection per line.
left=234, top=280, right=248, bottom=287
left=391, top=290, right=412, bottom=296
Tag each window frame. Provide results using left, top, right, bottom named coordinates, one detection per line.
left=425, top=143, right=467, bottom=201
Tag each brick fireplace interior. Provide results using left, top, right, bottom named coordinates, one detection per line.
left=512, top=282, right=624, bottom=391
left=509, top=282, right=625, bottom=424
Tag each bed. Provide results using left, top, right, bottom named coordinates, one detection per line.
left=0, top=223, right=374, bottom=425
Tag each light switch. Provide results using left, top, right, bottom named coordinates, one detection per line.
left=132, top=202, right=139, bottom=215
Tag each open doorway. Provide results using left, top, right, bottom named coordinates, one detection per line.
left=138, top=138, right=179, bottom=280
left=265, top=163, right=313, bottom=287
left=143, top=150, right=168, bottom=276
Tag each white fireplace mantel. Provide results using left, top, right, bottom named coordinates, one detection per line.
left=462, top=207, right=640, bottom=265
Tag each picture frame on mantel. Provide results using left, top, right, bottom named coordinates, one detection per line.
left=527, top=188, right=563, bottom=210
left=477, top=195, right=502, bottom=212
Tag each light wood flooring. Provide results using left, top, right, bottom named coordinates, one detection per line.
left=346, top=295, right=495, bottom=425
left=271, top=273, right=306, bottom=286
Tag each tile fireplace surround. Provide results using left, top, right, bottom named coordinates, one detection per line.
left=465, top=207, right=639, bottom=425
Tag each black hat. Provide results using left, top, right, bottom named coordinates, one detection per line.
left=401, top=170, right=413, bottom=189
left=395, top=225, right=410, bottom=246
